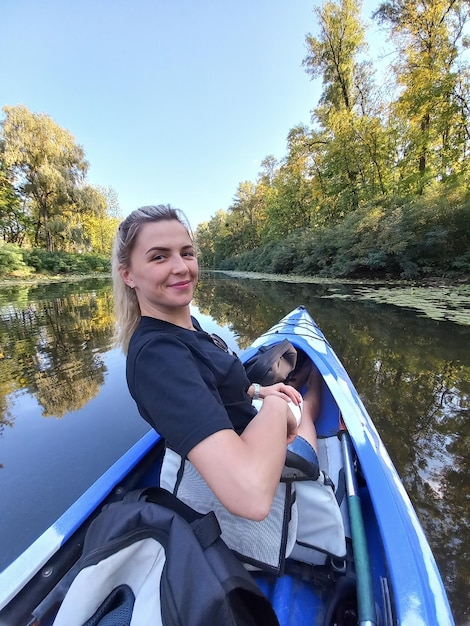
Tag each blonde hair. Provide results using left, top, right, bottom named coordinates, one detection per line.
left=112, top=204, right=194, bottom=353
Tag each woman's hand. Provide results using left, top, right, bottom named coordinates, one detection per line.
left=259, top=382, right=302, bottom=405
left=259, top=385, right=301, bottom=445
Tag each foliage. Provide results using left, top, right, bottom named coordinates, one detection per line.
left=1, top=105, right=88, bottom=251
left=0, top=243, right=29, bottom=274
left=302, top=0, right=395, bottom=211
left=373, top=0, right=470, bottom=191
left=0, top=105, right=121, bottom=255
left=209, top=188, right=470, bottom=279
left=21, top=249, right=110, bottom=275
left=0, top=156, right=27, bottom=245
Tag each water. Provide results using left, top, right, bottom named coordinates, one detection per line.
left=0, top=274, right=468, bottom=623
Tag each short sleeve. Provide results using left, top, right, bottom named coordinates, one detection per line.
left=129, top=334, right=234, bottom=457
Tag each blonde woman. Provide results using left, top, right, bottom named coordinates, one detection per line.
left=112, top=204, right=320, bottom=522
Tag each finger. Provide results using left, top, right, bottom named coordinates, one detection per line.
left=283, top=386, right=302, bottom=403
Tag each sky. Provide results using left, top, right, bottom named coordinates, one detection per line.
left=1, top=0, right=382, bottom=229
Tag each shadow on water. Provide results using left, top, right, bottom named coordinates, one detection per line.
left=194, top=272, right=470, bottom=625
left=0, top=274, right=468, bottom=623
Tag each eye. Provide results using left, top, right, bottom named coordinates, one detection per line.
left=151, top=254, right=165, bottom=261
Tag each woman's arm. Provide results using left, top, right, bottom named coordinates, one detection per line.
left=188, top=395, right=298, bottom=521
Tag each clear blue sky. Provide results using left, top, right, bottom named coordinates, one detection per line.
left=1, top=0, right=380, bottom=228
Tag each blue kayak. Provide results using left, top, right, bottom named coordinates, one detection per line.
left=0, top=306, right=455, bottom=625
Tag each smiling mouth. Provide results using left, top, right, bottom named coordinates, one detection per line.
left=169, top=281, right=191, bottom=288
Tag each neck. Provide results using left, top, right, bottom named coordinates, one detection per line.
left=140, top=304, right=194, bottom=330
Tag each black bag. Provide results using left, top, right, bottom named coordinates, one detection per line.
left=52, top=487, right=279, bottom=626
left=244, top=339, right=297, bottom=386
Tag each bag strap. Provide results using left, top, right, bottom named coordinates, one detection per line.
left=124, top=487, right=222, bottom=550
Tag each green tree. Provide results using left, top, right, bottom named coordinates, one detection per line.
left=78, top=185, right=121, bottom=255
left=1, top=105, right=89, bottom=251
left=303, top=0, right=367, bottom=114
left=265, top=127, right=315, bottom=239
left=303, top=0, right=393, bottom=212
left=196, top=210, right=235, bottom=267
left=373, top=0, right=470, bottom=191
left=0, top=151, right=28, bottom=245
left=194, top=220, right=215, bottom=267
left=229, top=181, right=267, bottom=249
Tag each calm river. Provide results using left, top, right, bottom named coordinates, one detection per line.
left=0, top=273, right=468, bottom=624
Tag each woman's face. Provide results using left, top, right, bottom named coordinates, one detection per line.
left=120, top=219, right=198, bottom=317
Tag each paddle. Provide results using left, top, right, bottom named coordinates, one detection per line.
left=339, top=429, right=377, bottom=626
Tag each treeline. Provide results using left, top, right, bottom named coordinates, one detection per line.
left=195, top=0, right=470, bottom=279
left=0, top=104, right=119, bottom=275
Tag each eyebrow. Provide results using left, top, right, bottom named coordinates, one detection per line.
left=145, top=244, right=194, bottom=255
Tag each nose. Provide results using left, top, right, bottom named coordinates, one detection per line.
left=170, top=254, right=189, bottom=273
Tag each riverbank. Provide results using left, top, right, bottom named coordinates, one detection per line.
left=0, top=273, right=109, bottom=288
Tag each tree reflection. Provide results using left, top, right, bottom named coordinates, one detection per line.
left=0, top=279, right=115, bottom=419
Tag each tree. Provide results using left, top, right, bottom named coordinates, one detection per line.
left=195, top=220, right=216, bottom=267
left=262, top=128, right=315, bottom=239
left=1, top=105, right=89, bottom=251
left=303, top=0, right=393, bottom=211
left=304, top=0, right=367, bottom=114
left=373, top=0, right=470, bottom=191
left=0, top=150, right=28, bottom=245
left=229, top=181, right=266, bottom=249
left=195, top=210, right=236, bottom=267
left=78, top=186, right=121, bottom=255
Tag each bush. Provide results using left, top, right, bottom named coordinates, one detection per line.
left=21, top=249, right=111, bottom=275
left=0, top=243, right=29, bottom=274
left=214, top=187, right=470, bottom=279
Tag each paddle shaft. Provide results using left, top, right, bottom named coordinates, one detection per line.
left=340, top=431, right=377, bottom=626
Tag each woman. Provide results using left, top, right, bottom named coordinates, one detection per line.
left=112, top=204, right=320, bottom=522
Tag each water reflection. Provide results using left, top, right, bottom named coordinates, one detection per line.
left=0, top=274, right=467, bottom=623
left=0, top=279, right=114, bottom=424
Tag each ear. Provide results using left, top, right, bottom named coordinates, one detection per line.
left=119, top=266, right=135, bottom=288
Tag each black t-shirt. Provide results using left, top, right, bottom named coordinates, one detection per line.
left=126, top=316, right=257, bottom=458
